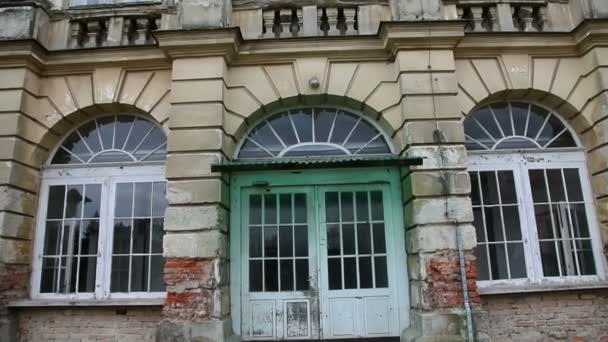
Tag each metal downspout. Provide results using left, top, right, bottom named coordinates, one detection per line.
left=457, top=224, right=475, bottom=342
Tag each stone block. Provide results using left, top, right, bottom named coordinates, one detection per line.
left=0, top=186, right=37, bottom=216
left=0, top=161, right=40, bottom=193
left=232, top=9, right=263, bottom=39
left=401, top=95, right=461, bottom=120
left=404, top=196, right=473, bottom=228
left=165, top=205, right=228, bottom=232
left=403, top=311, right=466, bottom=341
left=0, top=90, right=23, bottom=112
left=179, top=0, right=230, bottom=29
left=398, top=0, right=442, bottom=20
left=173, top=57, right=227, bottom=81
left=0, top=7, right=36, bottom=40
left=397, top=50, right=455, bottom=72
left=403, top=170, right=470, bottom=197
left=0, top=212, right=35, bottom=240
left=169, top=103, right=224, bottom=129
left=171, top=80, right=224, bottom=104
left=406, top=224, right=476, bottom=253
left=157, top=320, right=236, bottom=342
left=168, top=128, right=223, bottom=152
left=166, top=153, right=221, bottom=178
left=166, top=179, right=228, bottom=206
left=302, top=6, right=317, bottom=36
left=400, top=121, right=465, bottom=146
left=405, top=145, right=468, bottom=170
left=358, top=5, right=390, bottom=35
left=400, top=72, right=457, bottom=95
left=0, top=238, right=32, bottom=264
left=163, top=230, right=228, bottom=258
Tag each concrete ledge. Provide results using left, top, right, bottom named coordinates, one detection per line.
left=8, top=297, right=165, bottom=307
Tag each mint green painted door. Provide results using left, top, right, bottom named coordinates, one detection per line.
left=231, top=168, right=409, bottom=341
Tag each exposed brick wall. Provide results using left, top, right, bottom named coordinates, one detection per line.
left=476, top=289, right=608, bottom=341
left=16, top=307, right=161, bottom=342
left=426, top=250, right=481, bottom=309
left=0, top=263, right=29, bottom=309
left=163, top=258, right=221, bottom=322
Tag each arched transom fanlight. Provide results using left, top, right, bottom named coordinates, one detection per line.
left=464, top=102, right=577, bottom=151
left=51, top=115, right=167, bottom=165
left=237, top=108, right=392, bottom=159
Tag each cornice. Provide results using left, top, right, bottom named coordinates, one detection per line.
left=153, top=21, right=466, bottom=64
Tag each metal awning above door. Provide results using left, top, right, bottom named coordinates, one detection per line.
left=210, top=156, right=423, bottom=172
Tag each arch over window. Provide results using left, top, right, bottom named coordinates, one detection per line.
left=51, top=115, right=167, bottom=165
left=464, top=102, right=577, bottom=151
left=237, top=108, right=392, bottom=159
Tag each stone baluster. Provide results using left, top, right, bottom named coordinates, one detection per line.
left=278, top=9, right=292, bottom=37
left=341, top=8, right=357, bottom=35
left=487, top=6, right=499, bottom=31
left=69, top=21, right=86, bottom=48
left=262, top=9, right=277, bottom=38
left=122, top=18, right=134, bottom=45
left=469, top=6, right=485, bottom=32
left=83, top=20, right=107, bottom=48
left=533, top=6, right=547, bottom=32
left=514, top=6, right=535, bottom=32
left=325, top=8, right=340, bottom=36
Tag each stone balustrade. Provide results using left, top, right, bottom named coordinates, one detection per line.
left=69, top=15, right=160, bottom=48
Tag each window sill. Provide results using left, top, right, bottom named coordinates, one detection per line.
left=8, top=297, right=165, bottom=308
left=478, top=277, right=608, bottom=295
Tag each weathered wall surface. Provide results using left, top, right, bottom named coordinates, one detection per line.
left=476, top=289, right=608, bottom=341
left=16, top=307, right=162, bottom=342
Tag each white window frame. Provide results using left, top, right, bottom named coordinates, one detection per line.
left=469, top=150, right=608, bottom=294
left=31, top=164, right=166, bottom=301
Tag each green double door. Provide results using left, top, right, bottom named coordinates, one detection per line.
left=231, top=169, right=409, bottom=341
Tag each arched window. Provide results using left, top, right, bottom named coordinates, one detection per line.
left=33, top=115, right=167, bottom=300
left=237, top=108, right=392, bottom=159
left=466, top=102, right=603, bottom=288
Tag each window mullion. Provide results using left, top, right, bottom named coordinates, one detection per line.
left=99, top=176, right=114, bottom=299
left=518, top=161, right=543, bottom=282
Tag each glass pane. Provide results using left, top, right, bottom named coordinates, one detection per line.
left=264, top=194, right=277, bottom=224
left=264, top=260, right=278, bottom=292
left=111, top=256, right=130, bottom=292
left=355, top=192, right=369, bottom=221
left=115, top=183, right=134, bottom=218
left=328, top=258, right=342, bottom=290
left=491, top=103, right=512, bottom=137
left=510, top=102, right=529, bottom=136
left=488, top=244, right=508, bottom=279
left=78, top=121, right=103, bottom=153
left=43, top=221, right=62, bottom=255
left=537, top=114, right=565, bottom=147
left=264, top=226, right=278, bottom=257
left=502, top=206, right=522, bottom=241
left=279, top=226, right=293, bottom=257
left=65, top=185, right=84, bottom=218
left=507, top=243, right=526, bottom=278
left=134, top=183, right=152, bottom=217
left=291, top=109, right=313, bottom=142
left=295, top=259, right=309, bottom=291
left=340, top=192, right=354, bottom=222
left=575, top=240, right=596, bottom=275
left=151, top=218, right=164, bottom=253
left=80, top=220, right=99, bottom=255
left=526, top=105, right=549, bottom=139
left=132, top=219, right=151, bottom=254
left=359, top=257, right=373, bottom=289
left=370, top=191, right=384, bottom=221
left=570, top=204, right=590, bottom=238
left=325, top=192, right=339, bottom=223
left=280, top=259, right=294, bottom=291
left=150, top=255, right=166, bottom=292
left=529, top=170, right=548, bottom=203
left=564, top=169, right=583, bottom=202
left=47, top=186, right=66, bottom=219
left=327, top=224, right=340, bottom=256
left=343, top=257, right=357, bottom=289
left=51, top=147, right=79, bottom=164
left=130, top=256, right=149, bottom=292
left=344, top=121, right=377, bottom=153
left=484, top=207, right=504, bottom=242
left=268, top=113, right=298, bottom=146
left=249, top=227, right=262, bottom=257
left=540, top=241, right=560, bottom=277
left=473, top=208, right=485, bottom=243
left=497, top=171, right=517, bottom=205
left=470, top=172, right=480, bottom=205
left=114, top=115, right=135, bottom=150
left=125, top=118, right=156, bottom=153
left=342, top=224, right=355, bottom=255
left=546, top=169, right=566, bottom=202
left=372, top=223, right=386, bottom=253
left=249, top=260, right=263, bottom=291
left=294, top=194, right=306, bottom=223
left=475, top=246, right=490, bottom=281
left=40, top=258, right=60, bottom=293
left=249, top=123, right=283, bottom=156
left=77, top=256, right=96, bottom=292
left=314, top=109, right=335, bottom=142
left=83, top=184, right=101, bottom=218
left=133, top=128, right=166, bottom=160
left=239, top=139, right=269, bottom=159
left=62, top=131, right=92, bottom=162
left=113, top=219, right=132, bottom=254
left=152, top=182, right=166, bottom=217
left=279, top=194, right=292, bottom=224
left=294, top=225, right=308, bottom=257
left=249, top=195, right=262, bottom=225
left=96, top=116, right=115, bottom=150
left=357, top=223, right=371, bottom=254
left=330, top=112, right=358, bottom=144
left=534, top=204, right=554, bottom=239
left=374, top=256, right=388, bottom=288
left=479, top=171, right=499, bottom=205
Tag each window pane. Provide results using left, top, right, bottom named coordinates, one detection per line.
left=264, top=260, right=278, bottom=291
left=151, top=218, right=164, bottom=253
left=491, top=103, right=512, bottom=137
left=132, top=219, right=151, bottom=254
left=475, top=246, right=490, bottom=281
left=355, top=192, right=369, bottom=221
left=546, top=169, right=566, bottom=202
left=130, top=256, right=149, bottom=292
left=507, top=243, right=526, bottom=279
left=279, top=194, right=292, bottom=224
left=83, top=184, right=101, bottom=218
left=325, top=192, right=339, bottom=223
left=113, top=220, right=132, bottom=254
left=372, top=223, right=386, bottom=254
left=327, top=224, right=340, bottom=256
left=479, top=172, right=499, bottom=205
left=294, top=194, right=306, bottom=223
left=80, top=220, right=99, bottom=255
left=473, top=208, right=485, bottom=242
left=374, top=256, right=388, bottom=288
left=534, top=204, right=554, bottom=239
left=328, top=258, right=341, bottom=290
left=343, top=257, right=357, bottom=289
left=249, top=260, right=263, bottom=291
left=264, top=226, right=278, bottom=257
left=47, top=186, right=66, bottom=219
left=471, top=107, right=502, bottom=140
left=488, top=244, right=508, bottom=280
left=357, top=223, right=371, bottom=254
left=134, top=183, right=152, bottom=217
left=497, top=171, right=517, bottom=205
left=264, top=194, right=277, bottom=224
left=359, top=257, right=373, bottom=289
left=280, top=259, right=294, bottom=291
left=269, top=113, right=298, bottom=146
left=78, top=256, right=97, bottom=292
left=314, top=109, right=335, bottom=143
left=564, top=169, right=583, bottom=202
left=510, top=102, right=529, bottom=136
left=340, top=192, right=354, bottom=222
left=295, top=259, right=309, bottom=291
left=370, top=191, right=384, bottom=220
left=150, top=255, right=166, bottom=292
left=575, top=240, right=596, bottom=275
left=279, top=226, right=293, bottom=257
left=65, top=185, right=84, bottom=218
left=249, top=195, right=262, bottom=225
left=43, top=221, right=62, bottom=255
left=529, top=170, right=548, bottom=203
left=540, top=241, right=561, bottom=277
left=294, top=225, right=308, bottom=257
left=115, top=183, right=134, bottom=218
left=250, top=227, right=262, bottom=258
left=470, top=172, right=480, bottom=205
left=502, top=206, right=522, bottom=241
left=342, top=224, right=355, bottom=255
left=484, top=207, right=504, bottom=242
left=111, top=256, right=130, bottom=292
left=291, top=110, right=313, bottom=142
left=570, top=204, right=590, bottom=238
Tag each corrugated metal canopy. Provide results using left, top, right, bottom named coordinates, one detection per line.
left=210, top=155, right=423, bottom=172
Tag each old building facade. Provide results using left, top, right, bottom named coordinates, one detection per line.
left=0, top=0, right=608, bottom=341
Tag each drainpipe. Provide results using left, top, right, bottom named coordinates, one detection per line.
left=433, top=128, right=474, bottom=342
